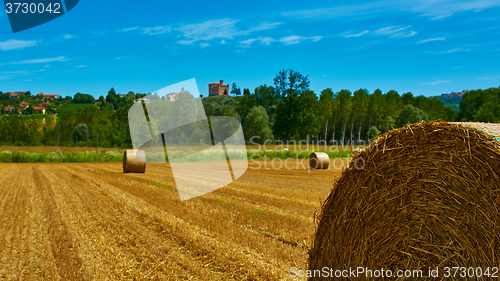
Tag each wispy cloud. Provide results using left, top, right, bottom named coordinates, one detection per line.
left=282, top=3, right=381, bottom=19
left=282, top=1, right=500, bottom=20
left=422, top=80, right=451, bottom=85
left=344, top=30, right=369, bottom=38
left=240, top=38, right=257, bottom=46
left=177, top=19, right=281, bottom=44
left=240, top=37, right=277, bottom=46
left=439, top=48, right=470, bottom=54
left=373, top=25, right=414, bottom=37
left=76, top=65, right=87, bottom=68
left=142, top=26, right=171, bottom=35
left=0, top=39, right=39, bottom=51
left=120, top=27, right=139, bottom=32
left=416, top=37, right=445, bottom=44
left=11, top=56, right=67, bottom=64
left=279, top=35, right=322, bottom=45
left=63, top=34, right=75, bottom=39
left=477, top=76, right=500, bottom=80
left=200, top=43, right=210, bottom=48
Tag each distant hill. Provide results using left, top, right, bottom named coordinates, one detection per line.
left=433, top=91, right=466, bottom=112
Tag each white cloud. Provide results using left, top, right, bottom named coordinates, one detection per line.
left=477, top=76, right=500, bottom=80
left=344, top=30, right=369, bottom=38
left=422, top=80, right=451, bottom=85
left=63, top=34, right=75, bottom=39
left=177, top=18, right=281, bottom=44
left=416, top=37, right=445, bottom=44
left=120, top=27, right=139, bottom=32
left=279, top=35, right=322, bottom=45
left=373, top=25, right=417, bottom=37
left=439, top=48, right=470, bottom=54
left=260, top=37, right=277, bottom=45
left=240, top=37, right=277, bottom=46
left=374, top=25, right=411, bottom=35
left=0, top=39, right=39, bottom=51
left=11, top=56, right=66, bottom=64
left=240, top=38, right=257, bottom=46
left=142, top=26, right=171, bottom=35
left=200, top=43, right=210, bottom=48
left=77, top=65, right=87, bottom=68
left=220, top=39, right=227, bottom=44
left=282, top=1, right=500, bottom=20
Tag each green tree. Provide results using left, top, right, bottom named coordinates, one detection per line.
left=72, top=123, right=90, bottom=142
left=273, top=69, right=310, bottom=99
left=244, top=106, right=273, bottom=144
left=243, top=88, right=251, bottom=96
left=319, top=88, right=334, bottom=142
left=272, top=70, right=312, bottom=140
left=368, top=126, right=381, bottom=139
left=230, top=83, right=241, bottom=95
left=382, top=116, right=395, bottom=133
left=396, top=105, right=429, bottom=127
left=352, top=89, right=369, bottom=144
left=253, top=85, right=278, bottom=121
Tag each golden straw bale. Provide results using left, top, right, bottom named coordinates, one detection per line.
left=123, top=149, right=146, bottom=173
left=308, top=121, right=500, bottom=280
left=309, top=152, right=330, bottom=169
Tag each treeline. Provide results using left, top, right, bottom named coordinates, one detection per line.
left=203, top=70, right=458, bottom=144
left=458, top=87, right=500, bottom=123
left=1, top=70, right=499, bottom=147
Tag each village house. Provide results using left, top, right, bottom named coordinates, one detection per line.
left=134, top=98, right=150, bottom=104
left=42, top=94, right=61, bottom=100
left=33, top=106, right=46, bottom=114
left=9, top=92, right=19, bottom=99
left=209, top=80, right=229, bottom=96
left=165, top=87, right=185, bottom=101
left=20, top=102, right=30, bottom=109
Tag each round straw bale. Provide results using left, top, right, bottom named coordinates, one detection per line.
left=308, top=121, right=500, bottom=279
left=309, top=152, right=329, bottom=169
left=123, top=149, right=146, bottom=173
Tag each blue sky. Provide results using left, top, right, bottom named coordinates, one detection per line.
left=0, top=0, right=500, bottom=98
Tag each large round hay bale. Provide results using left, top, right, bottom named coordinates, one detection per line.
left=309, top=152, right=329, bottom=169
left=123, top=149, right=146, bottom=173
left=308, top=121, right=500, bottom=280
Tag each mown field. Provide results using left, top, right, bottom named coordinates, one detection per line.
left=0, top=159, right=347, bottom=280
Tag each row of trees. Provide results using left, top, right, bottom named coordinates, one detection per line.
left=1, top=70, right=498, bottom=147
left=203, top=70, right=458, bottom=144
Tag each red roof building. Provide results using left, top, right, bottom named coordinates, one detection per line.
left=20, top=102, right=30, bottom=108
left=209, top=80, right=229, bottom=97
left=42, top=94, right=60, bottom=100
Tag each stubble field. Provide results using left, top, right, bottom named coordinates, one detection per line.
left=0, top=158, right=347, bottom=280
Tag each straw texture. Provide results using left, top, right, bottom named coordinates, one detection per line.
left=309, top=152, right=330, bottom=169
left=308, top=121, right=500, bottom=280
left=123, top=150, right=146, bottom=173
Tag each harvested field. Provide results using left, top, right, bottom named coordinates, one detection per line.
left=0, top=158, right=348, bottom=280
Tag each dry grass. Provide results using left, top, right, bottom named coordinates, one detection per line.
left=309, top=121, right=500, bottom=280
left=0, top=158, right=348, bottom=280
